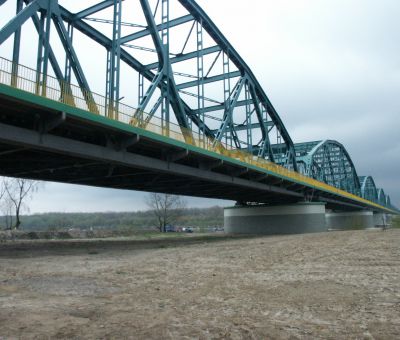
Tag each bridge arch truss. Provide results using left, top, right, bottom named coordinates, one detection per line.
left=0, top=0, right=297, bottom=169
left=359, top=176, right=378, bottom=203
left=295, top=140, right=361, bottom=196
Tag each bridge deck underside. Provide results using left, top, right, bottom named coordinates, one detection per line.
left=0, top=89, right=392, bottom=213
left=0, top=92, right=306, bottom=204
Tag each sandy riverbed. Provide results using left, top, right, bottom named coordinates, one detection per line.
left=0, top=229, right=399, bottom=339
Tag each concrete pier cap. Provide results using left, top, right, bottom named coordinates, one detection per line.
left=224, top=202, right=326, bottom=235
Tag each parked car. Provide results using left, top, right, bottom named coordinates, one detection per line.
left=165, top=225, right=176, bottom=232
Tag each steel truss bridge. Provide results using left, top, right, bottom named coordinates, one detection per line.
left=0, top=0, right=397, bottom=214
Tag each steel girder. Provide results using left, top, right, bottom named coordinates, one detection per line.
left=0, top=0, right=297, bottom=169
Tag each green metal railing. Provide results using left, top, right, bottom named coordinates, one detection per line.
left=0, top=56, right=392, bottom=212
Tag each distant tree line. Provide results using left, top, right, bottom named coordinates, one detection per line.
left=0, top=180, right=224, bottom=231
left=0, top=206, right=223, bottom=231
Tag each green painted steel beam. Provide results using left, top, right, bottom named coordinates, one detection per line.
left=176, top=70, right=241, bottom=90
left=192, top=99, right=252, bottom=115
left=145, top=45, right=221, bottom=70
left=120, top=14, right=194, bottom=45
left=73, top=0, right=117, bottom=20
left=0, top=0, right=40, bottom=45
left=210, top=121, right=274, bottom=134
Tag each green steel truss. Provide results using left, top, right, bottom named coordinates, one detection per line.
left=0, top=0, right=396, bottom=210
left=295, top=141, right=392, bottom=207
left=0, top=0, right=297, bottom=169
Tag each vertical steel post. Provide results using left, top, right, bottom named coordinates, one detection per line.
left=276, top=126, right=282, bottom=165
left=196, top=18, right=205, bottom=143
left=35, top=11, right=45, bottom=95
left=64, top=23, right=73, bottom=84
left=245, top=82, right=252, bottom=153
left=223, top=52, right=231, bottom=146
left=161, top=0, right=170, bottom=135
left=257, top=105, right=265, bottom=158
left=138, top=74, right=144, bottom=105
left=62, top=22, right=73, bottom=104
left=326, top=145, right=335, bottom=187
left=107, top=0, right=122, bottom=119
left=339, top=147, right=347, bottom=192
left=262, top=105, right=272, bottom=160
left=41, top=0, right=52, bottom=97
left=35, top=1, right=51, bottom=97
left=321, top=146, right=328, bottom=183
left=138, top=73, right=144, bottom=123
left=11, top=0, right=23, bottom=88
left=105, top=49, right=111, bottom=114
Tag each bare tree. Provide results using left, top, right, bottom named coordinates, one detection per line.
left=0, top=178, right=10, bottom=229
left=1, top=194, right=14, bottom=230
left=0, top=179, right=5, bottom=201
left=3, top=178, right=42, bottom=229
left=146, top=193, right=186, bottom=232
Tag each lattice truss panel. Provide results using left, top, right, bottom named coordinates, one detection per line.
left=0, top=0, right=297, bottom=169
left=359, top=176, right=378, bottom=203
left=295, top=140, right=391, bottom=205
left=295, top=140, right=361, bottom=195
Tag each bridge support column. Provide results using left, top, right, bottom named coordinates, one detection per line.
left=224, top=203, right=326, bottom=235
left=373, top=213, right=391, bottom=228
left=325, top=211, right=374, bottom=230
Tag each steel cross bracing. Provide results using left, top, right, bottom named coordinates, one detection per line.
left=0, top=0, right=397, bottom=211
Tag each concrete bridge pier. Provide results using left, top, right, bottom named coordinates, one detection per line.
left=325, top=210, right=374, bottom=230
left=224, top=203, right=327, bottom=235
left=373, top=213, right=392, bottom=228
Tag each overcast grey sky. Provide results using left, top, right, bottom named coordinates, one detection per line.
left=1, top=0, right=399, bottom=212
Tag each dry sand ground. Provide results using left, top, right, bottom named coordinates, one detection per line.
left=0, top=229, right=400, bottom=339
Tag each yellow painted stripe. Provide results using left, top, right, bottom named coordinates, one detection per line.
left=0, top=57, right=394, bottom=213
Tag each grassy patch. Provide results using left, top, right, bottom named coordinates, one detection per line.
left=392, top=216, right=400, bottom=228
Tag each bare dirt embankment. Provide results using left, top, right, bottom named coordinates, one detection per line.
left=1, top=230, right=400, bottom=339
